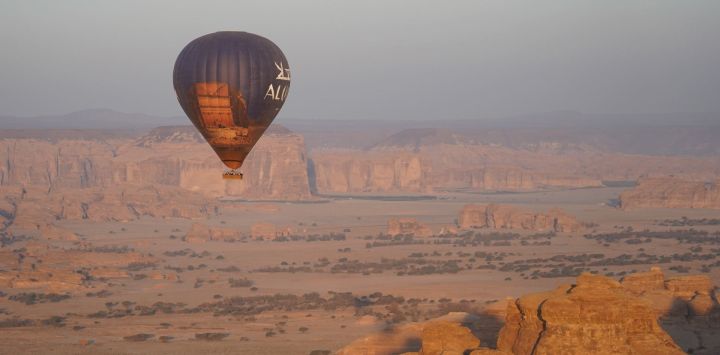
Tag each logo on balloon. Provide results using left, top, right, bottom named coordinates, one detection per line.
left=265, top=61, right=290, bottom=102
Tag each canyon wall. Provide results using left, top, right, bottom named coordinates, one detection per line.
left=2, top=126, right=720, bottom=199
left=311, top=149, right=429, bottom=194
left=0, top=125, right=311, bottom=200
left=620, top=177, right=720, bottom=209
left=310, top=129, right=720, bottom=194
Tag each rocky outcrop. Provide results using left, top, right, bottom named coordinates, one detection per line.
left=338, top=312, right=491, bottom=355
left=341, top=269, right=718, bottom=355
left=184, top=223, right=241, bottom=243
left=387, top=218, right=432, bottom=237
left=458, top=204, right=583, bottom=232
left=1, top=267, right=85, bottom=292
left=498, top=273, right=684, bottom=355
left=0, top=244, right=157, bottom=292
left=619, top=177, right=720, bottom=209
left=417, top=321, right=482, bottom=355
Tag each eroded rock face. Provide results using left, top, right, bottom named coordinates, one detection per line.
left=620, top=266, right=666, bottom=295
left=419, top=321, right=482, bottom=355
left=312, top=149, right=429, bottom=194
left=387, top=218, right=432, bottom=237
left=458, top=204, right=583, bottom=232
left=310, top=127, right=720, bottom=194
left=0, top=125, right=311, bottom=200
left=499, top=273, right=685, bottom=355
left=341, top=269, right=717, bottom=355
left=620, top=177, right=720, bottom=209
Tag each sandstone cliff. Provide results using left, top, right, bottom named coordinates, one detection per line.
left=619, top=177, right=720, bottom=209
left=458, top=204, right=583, bottom=233
left=0, top=125, right=311, bottom=200
left=311, top=149, right=429, bottom=194
left=2, top=126, right=719, bottom=199
left=340, top=268, right=719, bottom=354
left=498, top=273, right=685, bottom=355
left=311, top=128, right=720, bottom=195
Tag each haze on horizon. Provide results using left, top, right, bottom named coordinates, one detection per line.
left=1, top=0, right=720, bottom=122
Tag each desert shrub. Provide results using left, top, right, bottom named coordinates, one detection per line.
left=41, top=316, right=66, bottom=327
left=86, top=290, right=112, bottom=298
left=123, top=333, right=155, bottom=342
left=195, top=332, right=229, bottom=341
left=0, top=318, right=34, bottom=328
left=9, top=292, right=70, bottom=305
left=228, top=278, right=254, bottom=288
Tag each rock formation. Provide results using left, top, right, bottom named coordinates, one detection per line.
left=2, top=125, right=720, bottom=199
left=337, top=312, right=489, bottom=355
left=341, top=268, right=719, bottom=354
left=311, top=149, right=429, bottom=194
left=311, top=128, right=720, bottom=194
left=498, top=273, right=685, bottom=354
left=458, top=204, right=583, bottom=232
left=184, top=222, right=241, bottom=243
left=1, top=267, right=85, bottom=292
left=387, top=218, right=432, bottom=237
left=398, top=321, right=483, bottom=355
left=0, top=125, right=311, bottom=200
left=0, top=242, right=157, bottom=292
left=619, top=177, right=720, bottom=209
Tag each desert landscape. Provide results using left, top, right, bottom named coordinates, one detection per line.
left=3, top=2, right=720, bottom=354
left=1, top=118, right=719, bottom=354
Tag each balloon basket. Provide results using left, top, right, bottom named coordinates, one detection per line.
left=223, top=170, right=243, bottom=180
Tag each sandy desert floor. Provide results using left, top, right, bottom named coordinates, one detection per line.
left=1, top=187, right=719, bottom=354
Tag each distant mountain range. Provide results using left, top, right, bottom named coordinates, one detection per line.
left=0, top=109, right=185, bottom=129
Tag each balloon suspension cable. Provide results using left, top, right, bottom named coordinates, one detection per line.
left=222, top=169, right=243, bottom=180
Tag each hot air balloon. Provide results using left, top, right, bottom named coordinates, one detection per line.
left=173, top=31, right=290, bottom=179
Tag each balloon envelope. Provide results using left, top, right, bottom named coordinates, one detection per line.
left=173, top=31, right=290, bottom=170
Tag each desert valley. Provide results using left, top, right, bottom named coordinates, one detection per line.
left=0, top=115, right=719, bottom=354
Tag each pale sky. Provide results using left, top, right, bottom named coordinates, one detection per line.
left=1, top=0, right=719, bottom=120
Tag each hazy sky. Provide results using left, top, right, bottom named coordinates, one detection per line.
left=1, top=1, right=719, bottom=120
